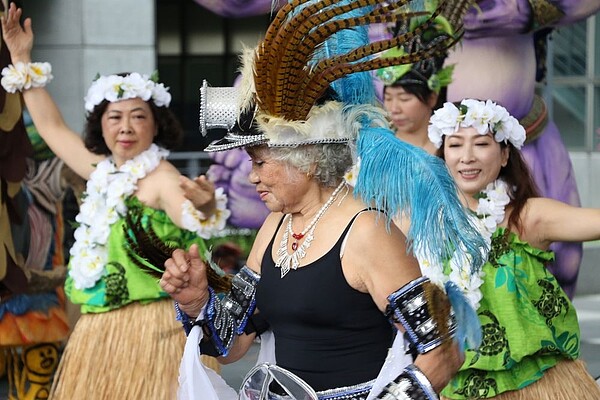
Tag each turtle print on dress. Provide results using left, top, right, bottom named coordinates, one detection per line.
left=454, top=370, right=499, bottom=399
left=104, top=262, right=129, bottom=307
left=532, top=278, right=569, bottom=327
left=469, top=310, right=511, bottom=368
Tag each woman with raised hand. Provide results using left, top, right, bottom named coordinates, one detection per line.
left=428, top=98, right=600, bottom=399
left=1, top=4, right=229, bottom=398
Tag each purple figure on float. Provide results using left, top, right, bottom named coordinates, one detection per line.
left=193, top=0, right=273, bottom=17
left=207, top=148, right=269, bottom=230
left=444, top=0, right=600, bottom=299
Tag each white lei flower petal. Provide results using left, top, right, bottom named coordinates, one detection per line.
left=68, top=144, right=169, bottom=289
left=180, top=187, right=230, bottom=240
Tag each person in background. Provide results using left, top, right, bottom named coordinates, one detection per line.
left=376, top=15, right=454, bottom=155
left=1, top=4, right=71, bottom=393
left=428, top=98, right=600, bottom=399
left=1, top=4, right=229, bottom=398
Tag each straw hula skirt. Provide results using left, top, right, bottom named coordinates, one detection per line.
left=49, top=298, right=220, bottom=399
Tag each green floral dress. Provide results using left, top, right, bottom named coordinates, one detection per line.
left=66, top=197, right=208, bottom=313
left=442, top=228, right=580, bottom=399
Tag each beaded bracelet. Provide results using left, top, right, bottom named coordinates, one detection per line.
left=174, top=301, right=196, bottom=336
left=0, top=61, right=53, bottom=93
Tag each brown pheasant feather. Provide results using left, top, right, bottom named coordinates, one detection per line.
left=253, top=0, right=472, bottom=123
left=278, top=4, right=416, bottom=118
left=124, top=207, right=232, bottom=293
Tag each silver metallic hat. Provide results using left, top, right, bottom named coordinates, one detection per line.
left=199, top=80, right=267, bottom=152
left=199, top=79, right=354, bottom=152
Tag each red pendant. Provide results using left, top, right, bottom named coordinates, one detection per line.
left=291, top=241, right=298, bottom=251
left=292, top=232, right=304, bottom=240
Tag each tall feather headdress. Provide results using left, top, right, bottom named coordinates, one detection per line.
left=200, top=0, right=487, bottom=281
left=201, top=0, right=471, bottom=150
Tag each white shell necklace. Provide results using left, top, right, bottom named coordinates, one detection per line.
left=275, top=180, right=346, bottom=278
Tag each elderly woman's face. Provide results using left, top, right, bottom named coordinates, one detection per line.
left=247, top=147, right=309, bottom=213
left=443, top=126, right=509, bottom=199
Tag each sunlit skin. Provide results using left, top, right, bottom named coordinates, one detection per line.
left=101, top=98, right=157, bottom=167
left=443, top=126, right=509, bottom=209
left=383, top=86, right=438, bottom=154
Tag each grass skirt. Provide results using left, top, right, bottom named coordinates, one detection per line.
left=49, top=298, right=217, bottom=399
left=442, top=359, right=600, bottom=400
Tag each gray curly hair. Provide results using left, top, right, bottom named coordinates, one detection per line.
left=267, top=143, right=355, bottom=187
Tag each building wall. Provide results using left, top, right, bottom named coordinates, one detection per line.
left=27, top=0, right=156, bottom=135
left=571, top=153, right=600, bottom=295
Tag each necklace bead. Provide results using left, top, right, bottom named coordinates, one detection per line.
left=275, top=181, right=346, bottom=278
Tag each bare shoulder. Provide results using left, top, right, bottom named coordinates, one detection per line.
left=246, top=212, right=283, bottom=274
left=342, top=209, right=421, bottom=309
left=348, top=209, right=406, bottom=245
left=521, top=197, right=571, bottom=226
left=135, top=160, right=182, bottom=208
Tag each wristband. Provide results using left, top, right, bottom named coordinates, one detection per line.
left=1, top=62, right=53, bottom=93
left=181, top=187, right=231, bottom=239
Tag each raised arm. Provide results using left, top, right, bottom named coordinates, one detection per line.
left=524, top=197, right=600, bottom=248
left=1, top=3, right=102, bottom=179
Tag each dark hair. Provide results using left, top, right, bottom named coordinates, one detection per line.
left=436, top=139, right=539, bottom=234
left=83, top=76, right=183, bottom=155
left=383, top=73, right=447, bottom=110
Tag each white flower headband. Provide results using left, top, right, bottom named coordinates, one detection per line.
left=428, top=99, right=526, bottom=149
left=84, top=72, right=171, bottom=112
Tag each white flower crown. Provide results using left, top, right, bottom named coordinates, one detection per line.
left=428, top=99, right=526, bottom=149
left=84, top=72, right=171, bottom=112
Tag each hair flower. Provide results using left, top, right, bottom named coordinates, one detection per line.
left=84, top=71, right=171, bottom=112
left=428, top=99, right=526, bottom=149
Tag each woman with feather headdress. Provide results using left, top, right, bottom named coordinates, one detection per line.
left=159, top=1, right=490, bottom=399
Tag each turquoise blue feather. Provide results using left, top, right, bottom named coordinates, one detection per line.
left=445, top=280, right=482, bottom=352
left=305, top=0, right=376, bottom=106
left=354, top=127, right=487, bottom=274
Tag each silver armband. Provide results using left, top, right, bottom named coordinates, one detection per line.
left=385, top=277, right=456, bottom=354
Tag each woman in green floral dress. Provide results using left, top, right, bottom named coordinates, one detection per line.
left=427, top=99, right=600, bottom=399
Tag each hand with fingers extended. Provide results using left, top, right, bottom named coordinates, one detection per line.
left=180, top=175, right=217, bottom=217
left=160, top=244, right=210, bottom=318
left=1, top=2, right=34, bottom=63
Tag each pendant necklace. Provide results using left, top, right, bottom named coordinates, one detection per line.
left=275, top=181, right=346, bottom=278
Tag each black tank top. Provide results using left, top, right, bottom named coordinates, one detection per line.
left=255, top=211, right=394, bottom=391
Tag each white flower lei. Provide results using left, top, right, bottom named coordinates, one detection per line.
left=428, top=99, right=526, bottom=150
left=84, top=72, right=171, bottom=112
left=69, top=144, right=169, bottom=290
left=418, top=179, right=510, bottom=310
